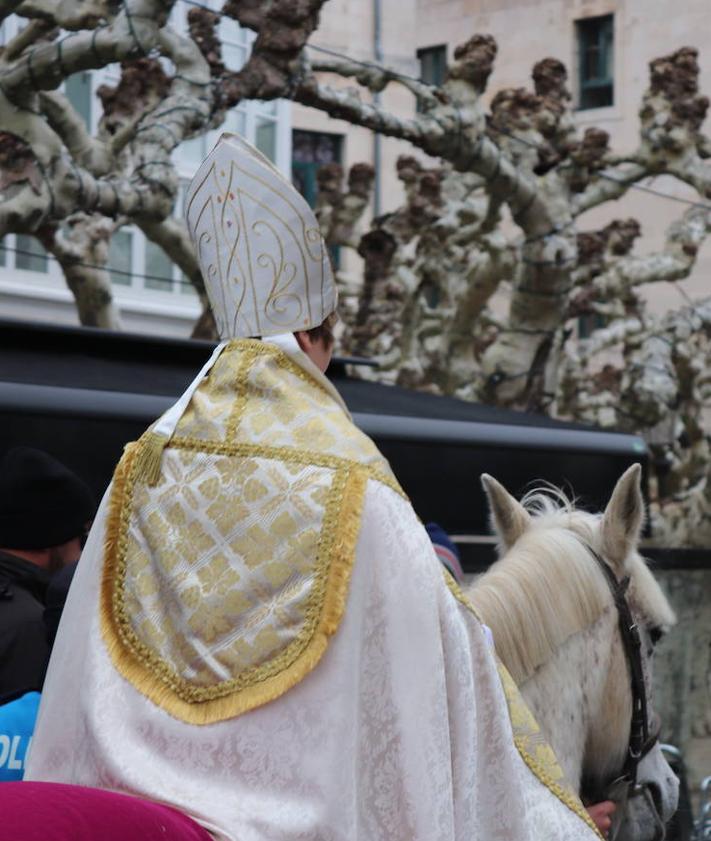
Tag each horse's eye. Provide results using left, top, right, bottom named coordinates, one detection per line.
left=649, top=626, right=664, bottom=646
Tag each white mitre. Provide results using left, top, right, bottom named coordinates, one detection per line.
left=185, top=132, right=337, bottom=338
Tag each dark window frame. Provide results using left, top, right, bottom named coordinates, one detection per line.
left=291, top=130, right=344, bottom=268
left=576, top=14, right=614, bottom=110
left=416, top=45, right=447, bottom=112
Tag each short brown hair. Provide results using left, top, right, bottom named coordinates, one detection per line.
left=305, top=311, right=338, bottom=348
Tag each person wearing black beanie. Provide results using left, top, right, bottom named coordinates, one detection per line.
left=0, top=447, right=95, bottom=701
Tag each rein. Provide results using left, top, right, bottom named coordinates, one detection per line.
left=587, top=547, right=665, bottom=841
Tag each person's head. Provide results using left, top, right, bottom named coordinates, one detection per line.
left=426, top=522, right=464, bottom=583
left=0, top=447, right=94, bottom=572
left=294, top=312, right=338, bottom=373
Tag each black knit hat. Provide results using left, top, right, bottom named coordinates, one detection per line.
left=0, top=447, right=95, bottom=550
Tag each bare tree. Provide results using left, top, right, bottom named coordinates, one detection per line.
left=2, top=2, right=711, bottom=543
left=0, top=0, right=328, bottom=332
left=304, top=40, right=711, bottom=547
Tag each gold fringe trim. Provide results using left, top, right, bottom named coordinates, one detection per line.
left=133, top=430, right=170, bottom=486
left=100, top=452, right=369, bottom=725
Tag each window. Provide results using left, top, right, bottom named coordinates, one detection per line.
left=220, top=16, right=248, bottom=72
left=417, top=46, right=447, bottom=112
left=417, top=45, right=447, bottom=87
left=145, top=239, right=174, bottom=292
left=16, top=235, right=47, bottom=273
left=255, top=116, right=277, bottom=162
left=578, top=312, right=605, bottom=339
left=65, top=72, right=93, bottom=130
left=109, top=230, right=133, bottom=286
left=291, top=130, right=343, bottom=208
left=292, top=131, right=343, bottom=268
left=576, top=15, right=614, bottom=110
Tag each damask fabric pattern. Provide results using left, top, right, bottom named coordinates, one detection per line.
left=27, top=481, right=598, bottom=841
left=121, top=451, right=333, bottom=688
left=172, top=339, right=397, bottom=476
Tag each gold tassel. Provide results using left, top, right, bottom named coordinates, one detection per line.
left=135, top=430, right=169, bottom=486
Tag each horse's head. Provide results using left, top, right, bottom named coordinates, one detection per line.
left=472, top=465, right=678, bottom=841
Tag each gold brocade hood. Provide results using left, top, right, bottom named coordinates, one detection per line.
left=101, top=338, right=402, bottom=725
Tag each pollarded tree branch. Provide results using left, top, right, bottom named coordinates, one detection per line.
left=572, top=163, right=649, bottom=215
left=1, top=18, right=55, bottom=62
left=15, top=0, right=109, bottom=29
left=220, top=0, right=330, bottom=103
left=0, top=1, right=167, bottom=97
left=38, top=215, right=122, bottom=328
left=309, top=55, right=439, bottom=105
left=39, top=91, right=110, bottom=174
left=577, top=206, right=711, bottom=307
left=316, top=161, right=374, bottom=250
left=294, top=41, right=555, bottom=237
left=0, top=9, right=212, bottom=237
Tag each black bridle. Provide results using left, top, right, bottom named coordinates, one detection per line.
left=588, top=547, right=666, bottom=841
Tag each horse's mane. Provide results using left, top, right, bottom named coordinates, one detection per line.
left=469, top=486, right=672, bottom=687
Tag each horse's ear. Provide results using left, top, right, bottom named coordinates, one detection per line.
left=481, top=474, right=531, bottom=550
left=601, top=464, right=645, bottom=572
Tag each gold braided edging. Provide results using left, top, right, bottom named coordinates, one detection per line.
left=224, top=341, right=262, bottom=443
left=170, top=433, right=407, bottom=502
left=241, top=339, right=336, bottom=400
left=442, top=568, right=479, bottom=615
left=496, top=664, right=603, bottom=839
left=513, top=734, right=603, bottom=839
left=442, top=571, right=601, bottom=837
left=100, top=436, right=370, bottom=725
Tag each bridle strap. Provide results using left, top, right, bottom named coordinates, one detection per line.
left=587, top=548, right=658, bottom=785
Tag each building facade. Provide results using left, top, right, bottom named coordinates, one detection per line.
left=291, top=0, right=711, bottom=314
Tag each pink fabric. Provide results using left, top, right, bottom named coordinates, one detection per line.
left=0, top=782, right=214, bottom=841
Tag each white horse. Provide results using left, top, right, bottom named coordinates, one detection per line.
left=468, top=465, right=679, bottom=841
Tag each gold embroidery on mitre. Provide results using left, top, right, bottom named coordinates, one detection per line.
left=443, top=571, right=602, bottom=837
left=102, top=342, right=402, bottom=724
left=184, top=134, right=336, bottom=339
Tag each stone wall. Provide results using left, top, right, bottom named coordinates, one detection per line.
left=654, top=566, right=711, bottom=802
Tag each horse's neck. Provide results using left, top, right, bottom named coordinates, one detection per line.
left=517, top=614, right=618, bottom=792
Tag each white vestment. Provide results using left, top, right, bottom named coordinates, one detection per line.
left=26, top=336, right=599, bottom=841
